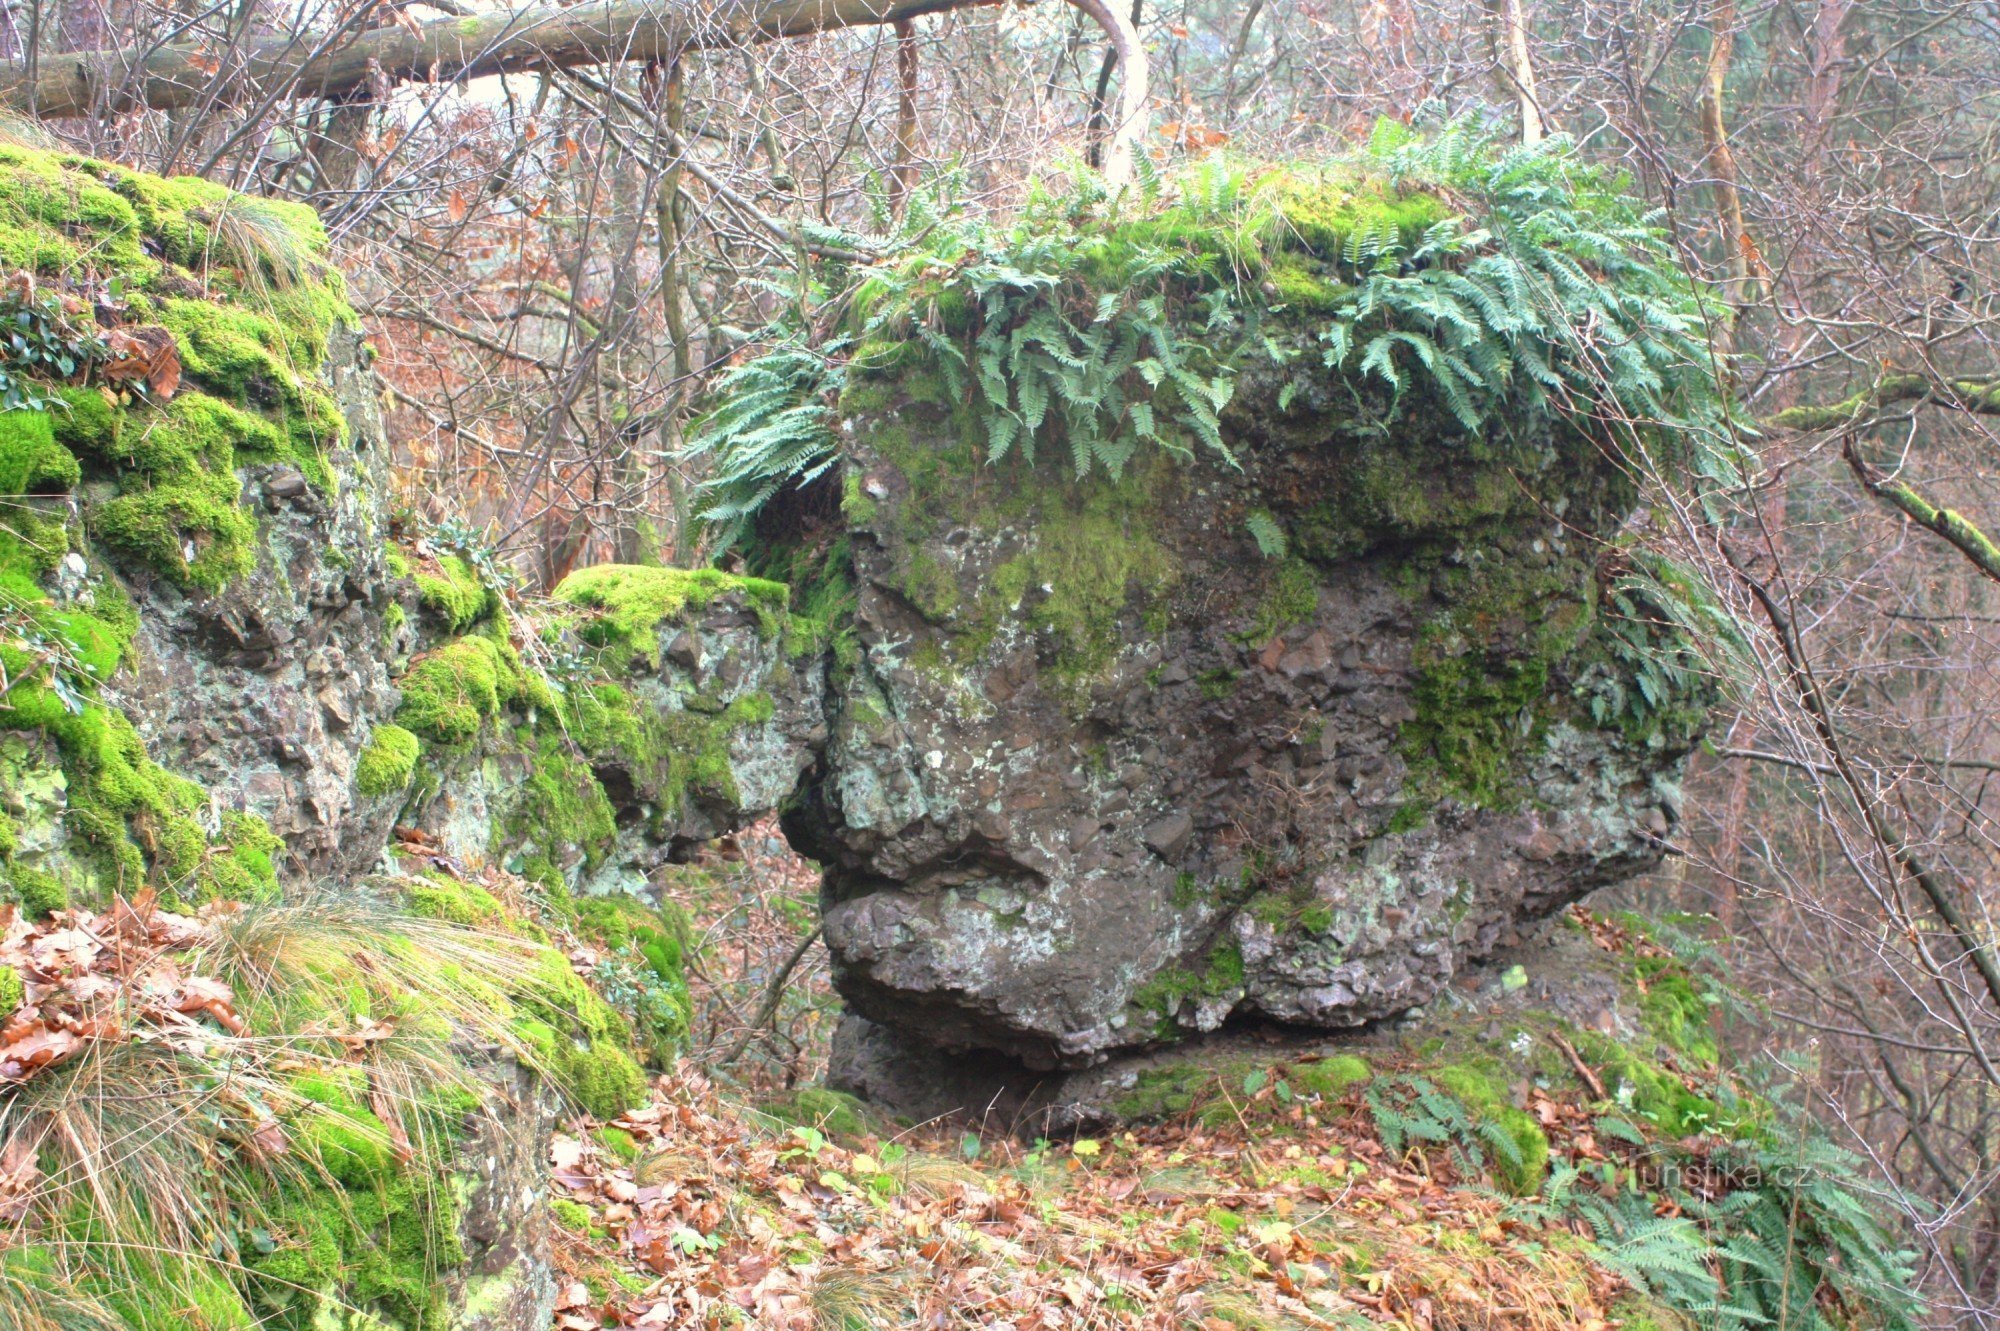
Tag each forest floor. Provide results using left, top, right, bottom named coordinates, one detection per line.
left=545, top=832, right=1646, bottom=1330
left=543, top=1053, right=1633, bottom=1331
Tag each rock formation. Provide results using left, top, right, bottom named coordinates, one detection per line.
left=0, top=143, right=1710, bottom=1320
left=791, top=359, right=1702, bottom=1110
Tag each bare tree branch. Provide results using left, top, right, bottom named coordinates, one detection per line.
left=0, top=0, right=1001, bottom=118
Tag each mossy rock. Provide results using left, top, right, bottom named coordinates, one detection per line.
left=356, top=723, right=421, bottom=797
left=0, top=146, right=354, bottom=909
left=416, top=554, right=497, bottom=632
left=553, top=564, right=788, bottom=670
left=765, top=1087, right=877, bottom=1143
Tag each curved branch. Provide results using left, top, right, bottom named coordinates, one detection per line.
left=1842, top=437, right=2000, bottom=586
left=1765, top=373, right=2000, bottom=433
left=1066, top=0, right=1148, bottom=186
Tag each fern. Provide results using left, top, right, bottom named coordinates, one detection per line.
left=1582, top=546, right=1745, bottom=737
left=684, top=122, right=1734, bottom=543
left=1366, top=1074, right=1521, bottom=1184
left=681, top=337, right=848, bottom=547
left=1245, top=510, right=1288, bottom=559
left=1506, top=1103, right=1923, bottom=1331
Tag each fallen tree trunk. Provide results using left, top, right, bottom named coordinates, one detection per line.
left=0, top=0, right=996, bottom=119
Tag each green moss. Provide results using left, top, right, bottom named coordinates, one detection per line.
left=1130, top=939, right=1246, bottom=1037
left=393, top=635, right=533, bottom=745
left=356, top=722, right=420, bottom=797
left=416, top=554, right=496, bottom=632
left=974, top=502, right=1175, bottom=684
left=550, top=1198, right=595, bottom=1233
left=505, top=727, right=619, bottom=869
left=515, top=1015, right=648, bottom=1119
left=407, top=874, right=503, bottom=926
left=594, top=1126, right=641, bottom=1163
left=1429, top=1063, right=1549, bottom=1194
left=515, top=951, right=650, bottom=1118
left=768, top=1087, right=874, bottom=1142
left=1401, top=651, right=1549, bottom=810
left=0, top=149, right=355, bottom=599
left=1270, top=175, right=1451, bottom=260
left=553, top=564, right=788, bottom=669
left=553, top=676, right=773, bottom=825
left=1291, top=1054, right=1370, bottom=1099
left=1112, top=1059, right=1253, bottom=1121
left=840, top=469, right=878, bottom=525
left=1196, top=667, right=1239, bottom=700
left=4, top=863, right=68, bottom=917
left=1241, top=557, right=1319, bottom=644
left=0, top=962, right=22, bottom=1012
left=0, top=409, right=78, bottom=496
left=95, top=1254, right=256, bottom=1330
left=1265, top=257, right=1347, bottom=313
left=1569, top=1030, right=1719, bottom=1138
left=1635, top=956, right=1720, bottom=1063
left=244, top=1066, right=469, bottom=1330
left=0, top=593, right=284, bottom=904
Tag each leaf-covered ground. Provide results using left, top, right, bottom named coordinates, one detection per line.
left=542, top=1045, right=1647, bottom=1330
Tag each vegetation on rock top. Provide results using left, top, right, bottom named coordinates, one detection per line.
left=685, top=119, right=1735, bottom=549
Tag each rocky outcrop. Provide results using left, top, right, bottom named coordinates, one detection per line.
left=786, top=360, right=1702, bottom=1098
left=0, top=143, right=1711, bottom=1319
left=0, top=148, right=813, bottom=1330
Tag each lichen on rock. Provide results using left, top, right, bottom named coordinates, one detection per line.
left=728, top=138, right=1722, bottom=1091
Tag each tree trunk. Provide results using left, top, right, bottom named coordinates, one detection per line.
left=0, top=0, right=1000, bottom=118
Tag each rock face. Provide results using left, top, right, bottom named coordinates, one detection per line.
left=784, top=364, right=1701, bottom=1095
left=118, top=322, right=407, bottom=874
left=0, top=149, right=815, bottom=1329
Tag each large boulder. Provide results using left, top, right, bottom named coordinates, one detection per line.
left=786, top=340, right=1703, bottom=1094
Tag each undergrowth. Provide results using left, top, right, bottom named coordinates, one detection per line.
left=684, top=117, right=1734, bottom=547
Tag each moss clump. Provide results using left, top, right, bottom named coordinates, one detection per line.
left=556, top=679, right=774, bottom=823
left=242, top=1067, right=469, bottom=1331
left=570, top=895, right=694, bottom=1063
left=514, top=951, right=650, bottom=1118
left=406, top=874, right=503, bottom=926
left=1130, top=938, right=1247, bottom=1037
left=0, top=496, right=284, bottom=908
left=1429, top=1063, right=1550, bottom=1195
left=1401, top=652, right=1550, bottom=809
left=3, top=864, right=68, bottom=917
left=0, top=149, right=355, bottom=595
left=594, top=1126, right=641, bottom=1163
left=1, top=657, right=282, bottom=908
left=0, top=962, right=22, bottom=1012
left=767, top=1087, right=874, bottom=1142
left=415, top=555, right=496, bottom=632
left=1291, top=1054, right=1370, bottom=1099
left=356, top=723, right=420, bottom=797
left=394, top=635, right=531, bottom=745
left=1264, top=257, right=1348, bottom=313
left=840, top=470, right=878, bottom=525
left=1569, top=1030, right=1719, bottom=1138
left=550, top=1198, right=595, bottom=1233
left=553, top=564, right=788, bottom=669
left=1268, top=174, right=1451, bottom=259
left=504, top=727, right=619, bottom=870
left=0, top=409, right=79, bottom=497
left=1112, top=1057, right=1263, bottom=1121
left=1241, top=556, right=1319, bottom=644
left=1635, top=955, right=1720, bottom=1063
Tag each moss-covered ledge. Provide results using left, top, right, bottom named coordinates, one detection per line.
left=369, top=557, right=821, bottom=902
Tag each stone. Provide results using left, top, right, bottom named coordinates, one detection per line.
left=784, top=356, right=1703, bottom=1091
left=1141, top=812, right=1194, bottom=860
